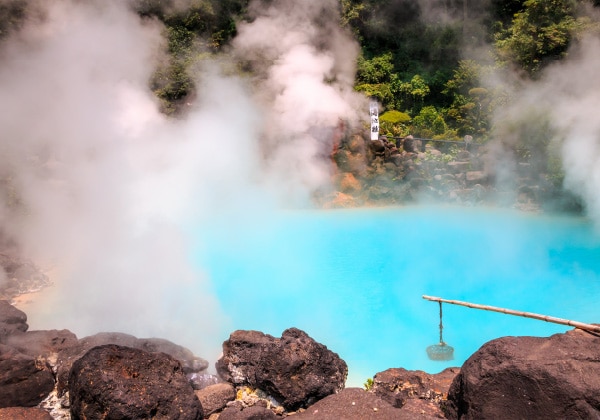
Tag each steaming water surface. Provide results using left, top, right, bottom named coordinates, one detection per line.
left=194, top=205, right=600, bottom=386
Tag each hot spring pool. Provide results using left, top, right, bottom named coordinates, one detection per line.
left=194, top=205, right=600, bottom=386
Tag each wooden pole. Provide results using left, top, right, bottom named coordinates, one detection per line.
left=422, top=295, right=600, bottom=334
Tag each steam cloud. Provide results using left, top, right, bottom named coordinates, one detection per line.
left=232, top=0, right=365, bottom=203
left=487, top=33, right=600, bottom=225
left=0, top=0, right=366, bottom=359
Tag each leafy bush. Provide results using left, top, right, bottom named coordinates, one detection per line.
left=380, top=110, right=411, bottom=124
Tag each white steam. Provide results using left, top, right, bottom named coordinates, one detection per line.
left=233, top=0, right=366, bottom=204
left=546, top=36, right=600, bottom=223
left=0, top=0, right=366, bottom=359
left=488, top=34, right=600, bottom=225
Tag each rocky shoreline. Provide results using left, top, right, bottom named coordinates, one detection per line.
left=322, top=133, right=582, bottom=215
left=1, top=300, right=599, bottom=419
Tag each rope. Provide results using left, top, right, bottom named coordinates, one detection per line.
left=438, top=301, right=445, bottom=345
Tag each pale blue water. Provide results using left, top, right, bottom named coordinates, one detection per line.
left=193, top=205, right=600, bottom=386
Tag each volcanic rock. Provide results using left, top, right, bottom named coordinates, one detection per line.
left=56, top=331, right=208, bottom=394
left=403, top=136, right=421, bottom=153
left=5, top=329, right=77, bottom=358
left=68, top=344, right=203, bottom=419
left=292, top=387, right=421, bottom=419
left=216, top=328, right=347, bottom=411
left=369, top=139, right=386, bottom=155
left=0, top=299, right=28, bottom=340
left=371, top=367, right=459, bottom=417
left=195, top=382, right=235, bottom=417
left=443, top=328, right=600, bottom=419
left=0, top=254, right=51, bottom=302
left=0, top=407, right=53, bottom=419
left=0, top=343, right=55, bottom=408
left=338, top=172, right=362, bottom=193
left=218, top=404, right=279, bottom=420
left=135, top=336, right=209, bottom=373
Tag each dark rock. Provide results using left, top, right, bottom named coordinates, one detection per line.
left=0, top=300, right=28, bottom=341
left=5, top=329, right=78, bottom=358
left=389, top=154, right=404, bottom=167
left=56, top=331, right=207, bottom=394
left=216, top=328, right=347, bottom=411
left=403, top=136, right=422, bottom=153
left=401, top=398, right=448, bottom=419
left=68, top=344, right=203, bottom=420
left=56, top=332, right=138, bottom=394
left=195, top=382, right=235, bottom=416
left=369, top=139, right=386, bottom=154
left=443, top=328, right=600, bottom=419
left=293, top=387, right=420, bottom=419
left=135, top=337, right=209, bottom=373
left=0, top=344, right=55, bottom=408
left=0, top=407, right=53, bottom=419
left=219, top=404, right=278, bottom=420
left=371, top=367, right=459, bottom=415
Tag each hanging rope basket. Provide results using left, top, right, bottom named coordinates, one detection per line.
left=422, top=294, right=600, bottom=361
left=426, top=301, right=454, bottom=361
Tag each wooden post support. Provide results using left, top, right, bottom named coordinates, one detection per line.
left=422, top=295, right=600, bottom=334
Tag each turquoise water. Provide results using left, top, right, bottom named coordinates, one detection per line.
left=193, top=205, right=600, bottom=386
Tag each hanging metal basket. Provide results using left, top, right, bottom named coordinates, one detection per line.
left=426, top=341, right=454, bottom=361
left=426, top=300, right=455, bottom=361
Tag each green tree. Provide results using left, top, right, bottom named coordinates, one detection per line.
left=412, top=106, right=449, bottom=138
left=443, top=60, right=496, bottom=138
left=495, top=0, right=579, bottom=76
left=380, top=110, right=411, bottom=137
left=356, top=52, right=395, bottom=84
left=397, top=74, right=430, bottom=114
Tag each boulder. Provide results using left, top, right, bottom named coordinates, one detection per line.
left=218, top=404, right=279, bottom=420
left=0, top=344, right=55, bottom=408
left=0, top=300, right=28, bottom=341
left=135, top=337, right=209, bottom=373
left=369, top=139, right=386, bottom=155
left=403, top=136, right=421, bottom=153
left=56, top=331, right=207, bottom=394
left=5, top=329, right=78, bottom=358
left=293, top=387, right=419, bottom=419
left=216, top=328, right=347, bottom=411
left=0, top=407, right=53, bottom=419
left=68, top=344, right=203, bottom=419
left=195, top=382, right=235, bottom=417
left=371, top=367, right=459, bottom=416
left=443, top=328, right=600, bottom=419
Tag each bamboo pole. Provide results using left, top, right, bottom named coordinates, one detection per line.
left=422, top=295, right=600, bottom=334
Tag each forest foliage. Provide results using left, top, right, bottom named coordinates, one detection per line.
left=1, top=0, right=599, bottom=144
left=134, top=0, right=599, bottom=151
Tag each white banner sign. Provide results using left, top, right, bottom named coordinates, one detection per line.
left=369, top=102, right=379, bottom=141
